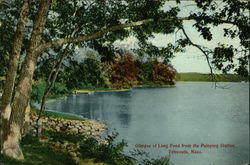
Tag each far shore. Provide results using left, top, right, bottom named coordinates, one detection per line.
left=73, top=88, right=130, bottom=94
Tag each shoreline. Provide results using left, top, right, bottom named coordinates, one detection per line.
left=46, top=85, right=175, bottom=103
left=72, top=88, right=130, bottom=94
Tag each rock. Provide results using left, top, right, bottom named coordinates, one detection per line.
left=68, top=125, right=74, bottom=129
left=69, top=152, right=77, bottom=157
left=58, top=123, right=63, bottom=127
left=85, top=131, right=91, bottom=135
left=62, top=142, right=69, bottom=149
left=50, top=121, right=56, bottom=125
left=29, top=114, right=106, bottom=145
left=71, top=128, right=78, bottom=134
left=55, top=126, right=61, bottom=132
left=83, top=126, right=91, bottom=131
left=54, top=142, right=61, bottom=148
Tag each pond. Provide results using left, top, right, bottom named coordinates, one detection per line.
left=46, top=82, right=249, bottom=165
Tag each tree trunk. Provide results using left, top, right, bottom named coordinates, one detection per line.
left=1, top=0, right=51, bottom=159
left=0, top=0, right=30, bottom=151
left=37, top=44, right=70, bottom=120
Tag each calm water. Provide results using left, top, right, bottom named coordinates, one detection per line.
left=46, top=82, right=249, bottom=165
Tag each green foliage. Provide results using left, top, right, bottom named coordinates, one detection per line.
left=144, top=157, right=170, bottom=165
left=190, top=0, right=249, bottom=76
left=0, top=135, right=75, bottom=165
left=0, top=2, right=18, bottom=77
left=79, top=133, right=136, bottom=165
left=131, top=149, right=170, bottom=165
left=44, top=130, right=84, bottom=143
left=52, top=82, right=70, bottom=95
left=139, top=157, right=170, bottom=165
left=31, top=82, right=70, bottom=103
left=31, top=82, right=46, bottom=103
left=138, top=60, right=176, bottom=85
left=0, top=129, right=170, bottom=165
left=139, top=62, right=154, bottom=83
left=34, top=57, right=57, bottom=81
left=1, top=0, right=249, bottom=85
left=60, top=57, right=108, bottom=89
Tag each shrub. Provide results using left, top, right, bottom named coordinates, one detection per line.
left=62, top=59, right=107, bottom=89
left=110, top=56, right=139, bottom=89
left=138, top=61, right=154, bottom=83
left=131, top=149, right=170, bottom=165
left=152, top=61, right=176, bottom=85
left=79, top=132, right=136, bottom=165
left=31, top=82, right=70, bottom=103
left=51, top=83, right=70, bottom=95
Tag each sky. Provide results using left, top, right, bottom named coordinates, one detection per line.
left=114, top=1, right=242, bottom=73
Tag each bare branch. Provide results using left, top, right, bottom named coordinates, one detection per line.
left=180, top=26, right=218, bottom=88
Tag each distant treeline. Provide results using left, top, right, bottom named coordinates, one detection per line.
left=176, top=73, right=249, bottom=82
left=34, top=55, right=176, bottom=90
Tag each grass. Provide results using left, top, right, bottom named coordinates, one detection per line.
left=0, top=135, right=76, bottom=165
left=41, top=110, right=85, bottom=120
left=31, top=106, right=85, bottom=121
left=44, top=130, right=85, bottom=143
left=48, top=94, right=67, bottom=100
left=0, top=93, right=171, bottom=165
left=0, top=107, right=106, bottom=165
left=176, top=73, right=249, bottom=82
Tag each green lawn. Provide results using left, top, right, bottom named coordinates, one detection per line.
left=176, top=73, right=248, bottom=82
left=0, top=135, right=76, bottom=165
left=31, top=106, right=85, bottom=121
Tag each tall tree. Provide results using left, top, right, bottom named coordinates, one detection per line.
left=1, top=0, right=51, bottom=159
left=0, top=0, right=30, bottom=157
left=0, top=0, right=249, bottom=160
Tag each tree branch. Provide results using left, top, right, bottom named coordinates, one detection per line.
left=37, top=17, right=192, bottom=52
left=37, top=15, right=245, bottom=53
left=180, top=26, right=218, bottom=87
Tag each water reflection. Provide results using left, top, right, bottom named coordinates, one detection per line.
left=46, top=82, right=249, bottom=165
left=46, top=91, right=133, bottom=128
left=116, top=105, right=131, bottom=128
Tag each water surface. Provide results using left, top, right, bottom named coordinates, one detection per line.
left=46, top=82, right=249, bottom=165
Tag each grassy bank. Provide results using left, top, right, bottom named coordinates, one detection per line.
left=176, top=73, right=249, bottom=82
left=31, top=106, right=85, bottom=121
left=1, top=107, right=169, bottom=165
left=0, top=135, right=76, bottom=165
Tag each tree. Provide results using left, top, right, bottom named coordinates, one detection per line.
left=0, top=0, right=249, bottom=160
left=152, top=61, right=176, bottom=85
left=111, top=56, right=140, bottom=89
left=37, top=44, right=71, bottom=122
left=0, top=0, right=30, bottom=159
left=60, top=53, right=107, bottom=89
left=0, top=0, right=51, bottom=159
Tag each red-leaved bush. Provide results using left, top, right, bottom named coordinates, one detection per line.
left=110, top=56, right=139, bottom=88
left=152, top=61, right=176, bottom=85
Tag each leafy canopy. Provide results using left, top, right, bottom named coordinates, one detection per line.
left=0, top=0, right=249, bottom=77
